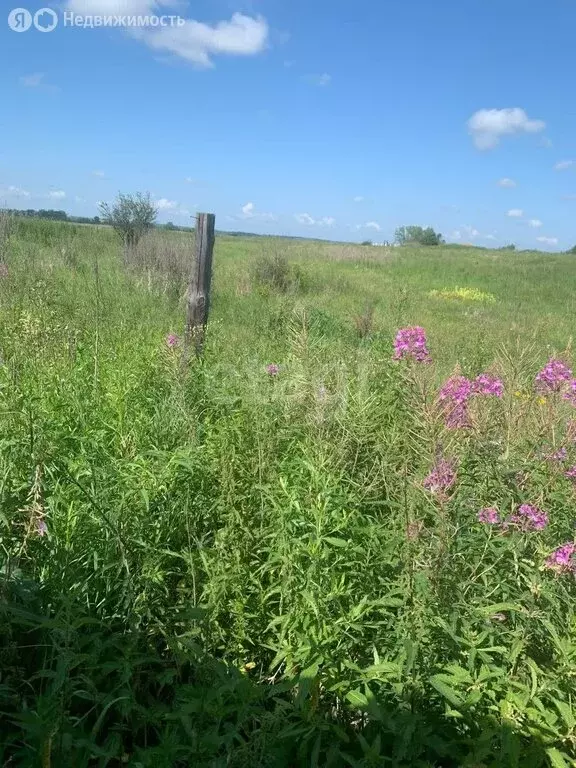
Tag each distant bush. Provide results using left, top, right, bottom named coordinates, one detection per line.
left=250, top=253, right=309, bottom=293
left=395, top=225, right=444, bottom=246
left=567, top=245, right=576, bottom=254
left=499, top=243, right=516, bottom=251
left=360, top=240, right=372, bottom=246
left=353, top=303, right=376, bottom=338
left=99, top=192, right=157, bottom=261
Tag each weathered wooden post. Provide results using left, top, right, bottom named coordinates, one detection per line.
left=184, top=212, right=215, bottom=359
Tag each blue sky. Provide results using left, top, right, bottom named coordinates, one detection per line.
left=2, top=0, right=576, bottom=249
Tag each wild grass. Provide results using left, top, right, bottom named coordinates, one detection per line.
left=1, top=218, right=576, bottom=766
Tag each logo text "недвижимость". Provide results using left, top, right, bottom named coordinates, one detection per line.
left=7, top=8, right=185, bottom=32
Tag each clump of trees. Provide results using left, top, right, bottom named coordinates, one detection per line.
left=394, top=226, right=444, bottom=246
left=99, top=193, right=157, bottom=260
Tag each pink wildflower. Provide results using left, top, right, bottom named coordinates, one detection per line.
left=478, top=507, right=500, bottom=524
left=439, top=375, right=472, bottom=404
left=564, top=379, right=576, bottom=406
left=545, top=542, right=576, bottom=574
left=564, top=465, right=576, bottom=481
left=472, top=374, right=504, bottom=397
left=36, top=519, right=48, bottom=537
left=423, top=458, right=457, bottom=495
left=166, top=333, right=179, bottom=349
left=507, top=503, right=548, bottom=531
left=393, top=326, right=431, bottom=363
left=535, top=359, right=573, bottom=394
left=266, top=363, right=279, bottom=377
left=548, top=447, right=568, bottom=462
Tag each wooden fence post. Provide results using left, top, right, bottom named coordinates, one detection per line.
left=184, top=212, right=215, bottom=359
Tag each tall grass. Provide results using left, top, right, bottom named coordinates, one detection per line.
left=1, top=219, right=576, bottom=766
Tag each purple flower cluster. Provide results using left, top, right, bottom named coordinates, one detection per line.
left=478, top=507, right=500, bottom=524
left=439, top=375, right=472, bottom=428
left=472, top=374, right=504, bottom=397
left=166, top=333, right=179, bottom=349
left=564, top=379, right=576, bottom=406
left=564, top=465, right=576, bottom=481
left=548, top=447, right=568, bottom=462
left=266, top=363, right=279, bottom=377
left=423, top=458, right=457, bottom=495
left=393, top=326, right=431, bottom=363
left=438, top=372, right=504, bottom=429
left=507, top=503, right=549, bottom=531
left=545, top=541, right=576, bottom=574
left=535, top=359, right=573, bottom=394
left=478, top=503, right=548, bottom=532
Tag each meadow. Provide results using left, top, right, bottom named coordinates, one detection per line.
left=1, top=216, right=576, bottom=767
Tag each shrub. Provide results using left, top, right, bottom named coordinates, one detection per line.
left=250, top=253, right=308, bottom=293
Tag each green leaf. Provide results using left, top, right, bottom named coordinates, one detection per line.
left=324, top=537, right=349, bottom=548
left=346, top=689, right=369, bottom=709
left=430, top=676, right=465, bottom=708
left=546, top=747, right=571, bottom=768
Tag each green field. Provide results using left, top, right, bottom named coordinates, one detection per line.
left=2, top=217, right=576, bottom=767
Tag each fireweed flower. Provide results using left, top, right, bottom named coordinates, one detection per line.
left=393, top=326, right=431, bottom=363
left=438, top=371, right=502, bottom=429
left=423, top=458, right=457, bottom=495
left=507, top=503, right=548, bottom=531
left=472, top=374, right=504, bottom=397
left=535, top=359, right=573, bottom=394
left=545, top=541, right=576, bottom=574
left=266, top=363, right=279, bottom=377
left=564, top=466, right=576, bottom=481
left=478, top=507, right=500, bottom=524
left=439, top=375, right=472, bottom=404
left=166, top=333, right=179, bottom=349
left=438, top=375, right=472, bottom=428
left=548, top=447, right=568, bottom=462
left=564, top=379, right=576, bottom=406
left=36, top=518, right=48, bottom=537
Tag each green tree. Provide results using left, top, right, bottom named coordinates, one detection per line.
left=99, top=192, right=157, bottom=260
left=394, top=225, right=443, bottom=246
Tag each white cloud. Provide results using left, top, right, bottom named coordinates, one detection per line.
left=364, top=221, right=381, bottom=231
left=507, top=209, right=523, bottom=218
left=20, top=72, right=45, bottom=88
left=295, top=213, right=335, bottom=227
left=155, top=198, right=178, bottom=210
left=1, top=185, right=31, bottom=199
left=92, top=169, right=105, bottom=177
left=65, top=2, right=268, bottom=67
left=141, top=13, right=268, bottom=67
left=237, top=202, right=276, bottom=222
left=554, top=160, right=575, bottom=171
left=498, top=177, right=516, bottom=188
left=295, top=213, right=315, bottom=225
left=484, top=234, right=498, bottom=241
left=451, top=225, right=480, bottom=241
left=75, top=195, right=86, bottom=203
left=353, top=196, right=364, bottom=202
left=306, top=73, right=331, bottom=86
left=537, top=236, right=559, bottom=246
left=48, top=190, right=66, bottom=200
left=467, top=108, right=545, bottom=150
left=528, top=218, right=543, bottom=228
